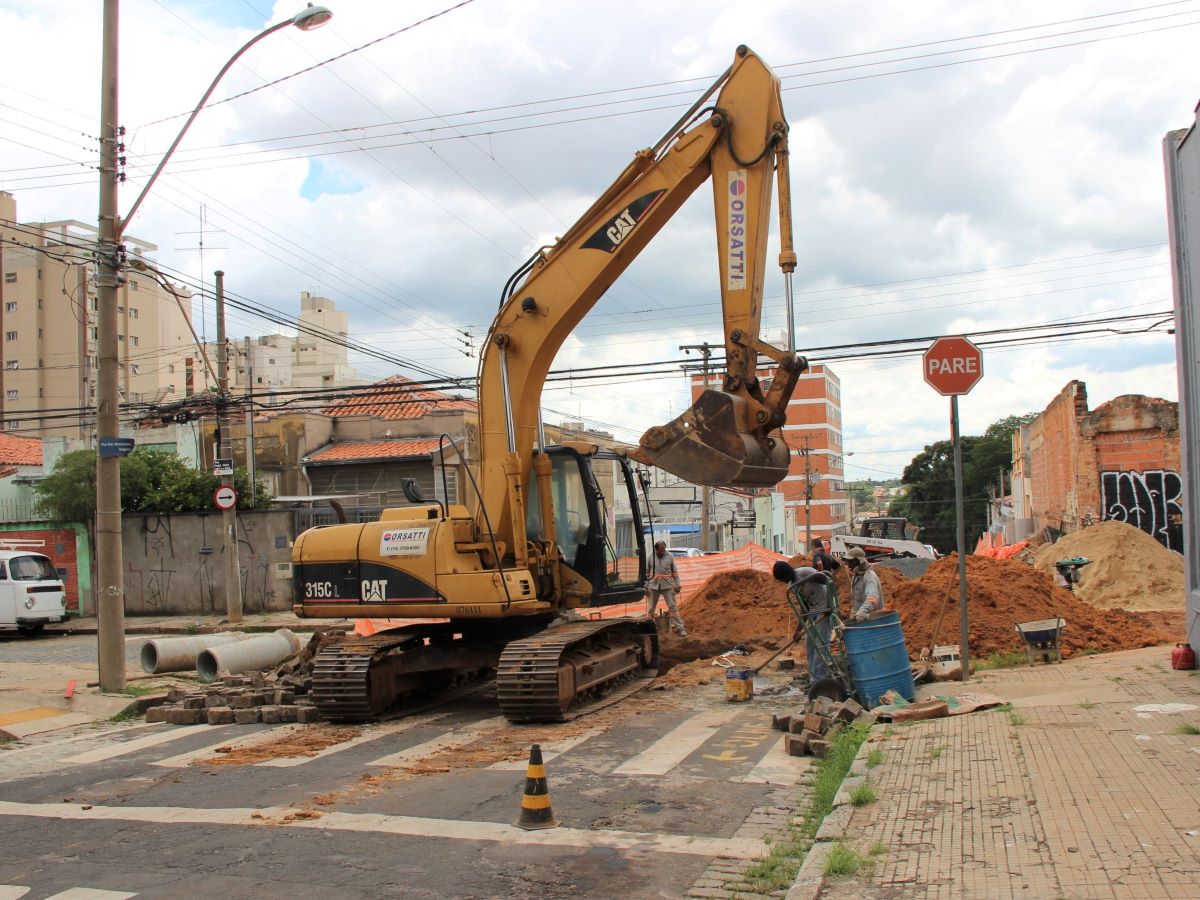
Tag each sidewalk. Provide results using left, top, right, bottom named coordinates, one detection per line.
left=48, top=610, right=347, bottom=635
left=814, top=646, right=1200, bottom=899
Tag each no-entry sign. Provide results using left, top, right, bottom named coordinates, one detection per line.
left=923, top=336, right=983, bottom=396
left=213, top=485, right=238, bottom=511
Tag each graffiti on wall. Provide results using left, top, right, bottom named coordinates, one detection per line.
left=1100, top=469, right=1183, bottom=552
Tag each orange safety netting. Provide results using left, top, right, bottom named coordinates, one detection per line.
left=352, top=542, right=791, bottom=633
left=973, top=532, right=1029, bottom=560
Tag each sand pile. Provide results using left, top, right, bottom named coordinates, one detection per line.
left=891, top=554, right=1171, bottom=657
left=1032, top=520, right=1183, bottom=610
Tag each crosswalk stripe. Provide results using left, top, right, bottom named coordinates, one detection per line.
left=486, top=727, right=604, bottom=770
left=61, top=725, right=211, bottom=765
left=366, top=716, right=505, bottom=767
left=44, top=890, right=137, bottom=899
left=0, top=723, right=160, bottom=760
left=734, top=734, right=811, bottom=785
left=0, top=800, right=767, bottom=860
left=611, top=709, right=741, bottom=776
left=0, top=886, right=30, bottom=899
left=255, top=713, right=449, bottom=767
left=151, top=725, right=297, bottom=768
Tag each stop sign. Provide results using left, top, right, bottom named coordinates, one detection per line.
left=923, top=336, right=983, bottom=396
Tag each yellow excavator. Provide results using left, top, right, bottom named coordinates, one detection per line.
left=292, top=46, right=808, bottom=722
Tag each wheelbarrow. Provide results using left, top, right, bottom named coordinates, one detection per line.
left=1015, top=617, right=1066, bottom=665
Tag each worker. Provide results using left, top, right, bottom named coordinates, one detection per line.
left=845, top=546, right=884, bottom=622
left=772, top=561, right=834, bottom=683
left=647, top=541, right=686, bottom=636
left=810, top=538, right=842, bottom=616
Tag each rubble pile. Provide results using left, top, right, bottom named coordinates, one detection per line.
left=1031, top=520, right=1183, bottom=611
left=772, top=696, right=868, bottom=758
left=890, top=554, right=1171, bottom=657
left=145, top=630, right=345, bottom=726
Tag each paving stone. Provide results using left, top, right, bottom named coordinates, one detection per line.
left=233, top=708, right=261, bottom=725
left=295, top=706, right=320, bottom=724
left=228, top=694, right=254, bottom=709
left=206, top=707, right=236, bottom=726
left=204, top=693, right=228, bottom=708
left=145, top=705, right=172, bottom=723
left=166, top=707, right=204, bottom=725
left=259, top=705, right=282, bottom=724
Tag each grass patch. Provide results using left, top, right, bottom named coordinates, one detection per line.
left=975, top=651, right=1028, bottom=671
left=823, top=841, right=869, bottom=877
left=928, top=746, right=944, bottom=759
left=849, top=780, right=877, bottom=807
left=118, top=683, right=165, bottom=698
left=108, top=706, right=141, bottom=723
left=994, top=702, right=1013, bottom=713
left=1079, top=701, right=1097, bottom=710
left=869, top=842, right=887, bottom=857
left=0, top=735, right=12, bottom=750
left=1079, top=647, right=1100, bottom=656
left=1008, top=711, right=1027, bottom=727
left=740, top=722, right=871, bottom=893
left=1174, top=723, right=1200, bottom=736
left=866, top=748, right=884, bottom=768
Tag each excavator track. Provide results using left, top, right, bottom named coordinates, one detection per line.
left=496, top=617, right=659, bottom=722
left=310, top=626, right=451, bottom=722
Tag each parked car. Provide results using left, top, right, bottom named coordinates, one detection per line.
left=666, top=547, right=703, bottom=558
left=0, top=547, right=67, bottom=636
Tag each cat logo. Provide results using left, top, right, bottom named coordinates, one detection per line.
left=581, top=190, right=666, bottom=253
left=361, top=579, right=388, bottom=602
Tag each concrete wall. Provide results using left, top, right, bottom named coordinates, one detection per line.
left=122, top=510, right=295, bottom=616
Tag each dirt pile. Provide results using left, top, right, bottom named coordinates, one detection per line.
left=891, top=554, right=1172, bottom=658
left=678, top=569, right=794, bottom=645
left=1032, top=521, right=1184, bottom=610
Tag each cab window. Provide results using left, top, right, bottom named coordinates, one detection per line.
left=0, top=561, right=7, bottom=580
left=10, top=555, right=56, bottom=581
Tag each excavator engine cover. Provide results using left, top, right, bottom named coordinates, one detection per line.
left=629, top=389, right=791, bottom=488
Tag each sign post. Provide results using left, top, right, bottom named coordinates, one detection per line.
left=922, top=336, right=984, bottom=682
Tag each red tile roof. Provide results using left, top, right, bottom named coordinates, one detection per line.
left=324, top=375, right=476, bottom=420
left=0, top=432, right=42, bottom=466
left=305, top=439, right=447, bottom=464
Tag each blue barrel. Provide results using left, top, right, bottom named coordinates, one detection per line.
left=842, top=611, right=916, bottom=708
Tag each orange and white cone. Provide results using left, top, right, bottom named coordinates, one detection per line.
left=514, top=743, right=560, bottom=830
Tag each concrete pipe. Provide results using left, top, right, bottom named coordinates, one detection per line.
left=196, top=629, right=304, bottom=682
left=139, top=632, right=252, bottom=674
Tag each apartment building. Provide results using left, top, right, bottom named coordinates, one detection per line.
left=0, top=192, right=195, bottom=438
left=688, top=361, right=849, bottom=547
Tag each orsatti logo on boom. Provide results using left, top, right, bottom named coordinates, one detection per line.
left=727, top=170, right=747, bottom=291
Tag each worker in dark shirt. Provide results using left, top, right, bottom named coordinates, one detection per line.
left=810, top=539, right=842, bottom=617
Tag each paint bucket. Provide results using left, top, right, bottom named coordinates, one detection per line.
left=724, top=666, right=754, bottom=702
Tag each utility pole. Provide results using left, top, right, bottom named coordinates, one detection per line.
left=244, top=336, right=256, bottom=505
left=680, top=342, right=713, bottom=551
left=94, top=0, right=125, bottom=691
left=215, top=271, right=242, bottom=623
left=801, top=436, right=814, bottom=550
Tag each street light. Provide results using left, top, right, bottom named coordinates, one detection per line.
left=93, top=2, right=333, bottom=691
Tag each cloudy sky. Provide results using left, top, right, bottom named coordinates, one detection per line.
left=0, top=0, right=1192, bottom=479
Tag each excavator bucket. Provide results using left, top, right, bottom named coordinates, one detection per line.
left=628, top=390, right=792, bottom=488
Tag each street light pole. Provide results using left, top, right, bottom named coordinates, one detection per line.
left=92, top=1, right=333, bottom=690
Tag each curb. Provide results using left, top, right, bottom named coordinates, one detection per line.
left=49, top=622, right=328, bottom=636
left=785, top=729, right=878, bottom=900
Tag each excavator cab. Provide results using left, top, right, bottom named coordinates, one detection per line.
left=525, top=445, right=647, bottom=609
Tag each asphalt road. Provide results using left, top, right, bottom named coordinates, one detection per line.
left=0, top=631, right=157, bottom=667
left=0, top=681, right=810, bottom=898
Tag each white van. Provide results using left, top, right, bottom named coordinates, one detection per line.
left=0, top=548, right=68, bottom=636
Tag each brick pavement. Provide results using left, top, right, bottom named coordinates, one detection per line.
left=818, top=647, right=1200, bottom=899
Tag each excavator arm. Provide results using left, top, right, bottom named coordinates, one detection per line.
left=477, top=45, right=806, bottom=566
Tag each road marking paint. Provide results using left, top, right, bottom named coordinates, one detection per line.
left=0, top=801, right=766, bottom=860
left=366, top=716, right=505, bottom=767
left=487, top=726, right=603, bottom=770
left=61, top=725, right=211, bottom=765
left=152, top=725, right=297, bottom=768
left=0, top=723, right=160, bottom=759
left=0, top=886, right=31, bottom=899
left=734, top=734, right=811, bottom=785
left=612, top=709, right=740, bottom=776
left=256, top=713, right=450, bottom=767
left=0, top=707, right=68, bottom=727
left=44, top=890, right=137, bottom=899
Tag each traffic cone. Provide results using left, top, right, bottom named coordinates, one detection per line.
left=514, top=743, right=560, bottom=830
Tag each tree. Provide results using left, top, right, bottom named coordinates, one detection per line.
left=888, top=413, right=1036, bottom=554
left=34, top=448, right=270, bottom=521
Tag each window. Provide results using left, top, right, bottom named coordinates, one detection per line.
left=167, top=364, right=175, bottom=374
left=4, top=331, right=15, bottom=341
left=3, top=420, right=18, bottom=430
left=268, top=358, right=275, bottom=365
left=130, top=308, right=139, bottom=319
left=129, top=281, right=139, bottom=292
left=4, top=360, right=16, bottom=370
left=130, top=364, right=140, bottom=375
left=118, top=334, right=124, bottom=342
left=4, top=302, right=15, bottom=313
left=10, top=555, right=57, bottom=581
left=3, top=273, right=15, bottom=284
left=5, top=389, right=17, bottom=400
left=117, top=306, right=123, bottom=314
left=131, top=336, right=139, bottom=347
